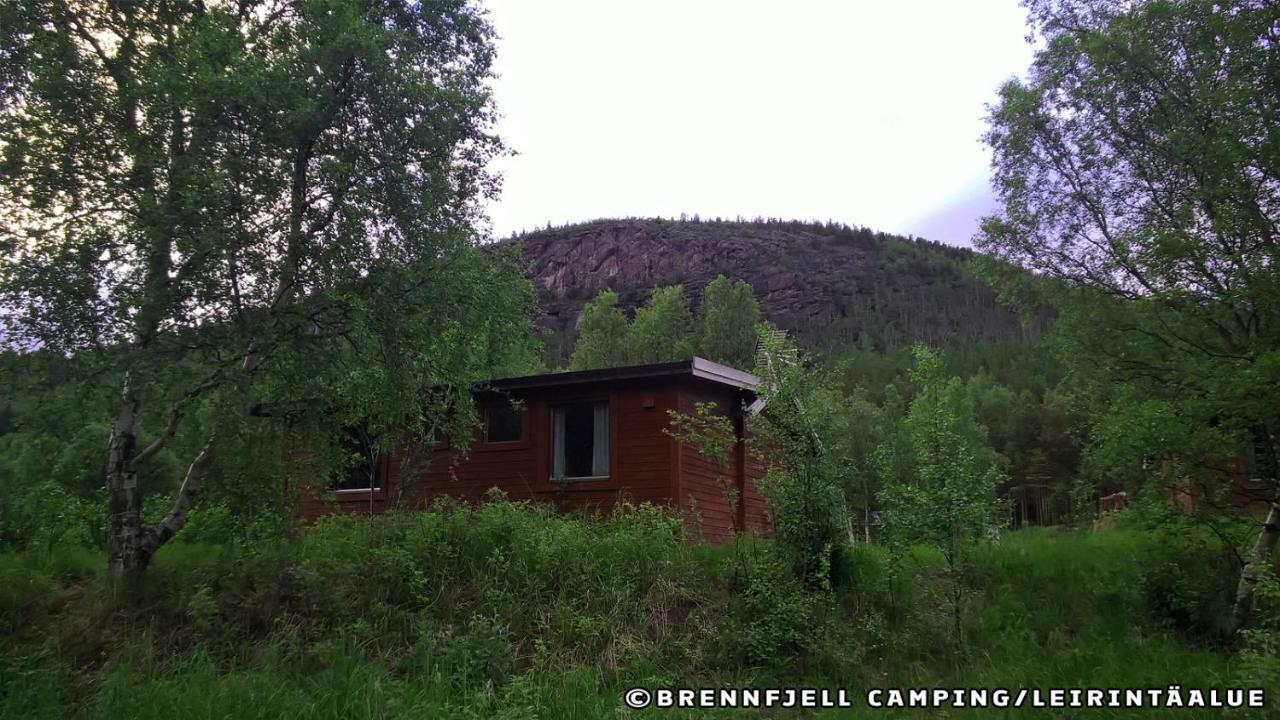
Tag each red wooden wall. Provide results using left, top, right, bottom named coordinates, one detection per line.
left=293, top=376, right=769, bottom=543
left=408, top=382, right=679, bottom=512
left=673, top=382, right=769, bottom=542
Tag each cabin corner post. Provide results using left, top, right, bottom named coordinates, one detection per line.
left=734, top=412, right=747, bottom=534
left=672, top=386, right=685, bottom=527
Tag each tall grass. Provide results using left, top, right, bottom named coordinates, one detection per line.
left=0, top=502, right=1252, bottom=719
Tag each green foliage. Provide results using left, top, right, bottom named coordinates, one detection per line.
left=721, top=548, right=822, bottom=666
left=980, top=0, right=1280, bottom=626
left=0, top=477, right=102, bottom=554
left=0, top=352, right=114, bottom=551
left=0, top=512, right=1250, bottom=719
left=877, top=346, right=1006, bottom=554
left=1139, top=541, right=1238, bottom=642
left=291, top=496, right=702, bottom=677
left=1085, top=391, right=1246, bottom=506
left=0, top=0, right=543, bottom=568
left=628, top=285, right=695, bottom=364
left=568, top=290, right=630, bottom=371
left=832, top=386, right=885, bottom=542
left=0, top=351, right=296, bottom=553
left=665, top=401, right=735, bottom=468
left=80, top=651, right=615, bottom=720
left=568, top=277, right=763, bottom=371
left=0, top=650, right=71, bottom=720
left=828, top=338, right=1085, bottom=524
left=0, top=547, right=97, bottom=635
left=1240, top=565, right=1280, bottom=714
left=1124, top=511, right=1248, bottom=642
left=696, top=275, right=760, bottom=369
left=750, top=328, right=849, bottom=588
left=876, top=345, right=1007, bottom=643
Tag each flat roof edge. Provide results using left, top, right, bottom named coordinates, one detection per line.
left=483, top=357, right=758, bottom=393
left=690, top=357, right=759, bottom=390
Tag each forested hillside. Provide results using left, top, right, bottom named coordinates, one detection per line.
left=509, top=218, right=1049, bottom=361
left=2, top=0, right=1277, bottom=717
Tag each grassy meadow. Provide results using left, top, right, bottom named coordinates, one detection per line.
left=0, top=500, right=1262, bottom=719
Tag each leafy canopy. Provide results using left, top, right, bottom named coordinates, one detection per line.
left=978, top=0, right=1280, bottom=495
left=749, top=328, right=849, bottom=588
left=569, top=276, right=761, bottom=371
left=628, top=285, right=695, bottom=364
left=0, top=0, right=539, bottom=563
left=876, top=345, right=1007, bottom=556
left=568, top=290, right=631, bottom=371
left=697, top=274, right=761, bottom=370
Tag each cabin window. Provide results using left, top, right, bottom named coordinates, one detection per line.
left=430, top=424, right=449, bottom=448
left=334, top=429, right=381, bottom=491
left=552, top=400, right=609, bottom=479
left=484, top=402, right=524, bottom=443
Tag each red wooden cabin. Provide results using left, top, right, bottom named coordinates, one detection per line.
left=294, top=358, right=770, bottom=542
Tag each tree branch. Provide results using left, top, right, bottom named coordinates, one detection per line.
left=130, top=377, right=220, bottom=469
left=144, top=435, right=216, bottom=552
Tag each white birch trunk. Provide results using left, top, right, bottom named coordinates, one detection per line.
left=1230, top=501, right=1280, bottom=633
left=105, top=379, right=147, bottom=577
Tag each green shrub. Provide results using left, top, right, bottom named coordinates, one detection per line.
left=1137, top=528, right=1238, bottom=641
left=721, top=548, right=825, bottom=667
left=0, top=547, right=97, bottom=632
left=413, top=614, right=516, bottom=688
left=0, top=502, right=1247, bottom=718
left=288, top=497, right=697, bottom=675
left=1239, top=565, right=1280, bottom=714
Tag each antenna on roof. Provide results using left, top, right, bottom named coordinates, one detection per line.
left=751, top=328, right=822, bottom=452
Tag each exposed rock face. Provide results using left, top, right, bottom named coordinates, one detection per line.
left=509, top=218, right=1037, bottom=358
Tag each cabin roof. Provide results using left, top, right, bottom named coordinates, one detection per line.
left=482, top=357, right=758, bottom=395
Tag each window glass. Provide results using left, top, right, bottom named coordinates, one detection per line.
left=484, top=403, right=523, bottom=443
left=553, top=401, right=609, bottom=479
left=334, top=429, right=381, bottom=491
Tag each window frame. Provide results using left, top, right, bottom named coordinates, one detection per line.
left=550, top=398, right=611, bottom=482
left=473, top=398, right=531, bottom=452
left=481, top=401, right=525, bottom=445
left=333, top=430, right=387, bottom=498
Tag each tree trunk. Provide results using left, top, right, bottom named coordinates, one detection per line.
left=1230, top=501, right=1280, bottom=634
left=106, top=375, right=218, bottom=579
left=863, top=482, right=872, bottom=543
left=106, top=379, right=149, bottom=577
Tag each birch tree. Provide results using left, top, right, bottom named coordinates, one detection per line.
left=0, top=0, right=537, bottom=577
left=696, top=274, right=760, bottom=370
left=875, top=345, right=1006, bottom=645
left=569, top=289, right=630, bottom=370
left=978, top=0, right=1279, bottom=630
left=751, top=327, right=850, bottom=588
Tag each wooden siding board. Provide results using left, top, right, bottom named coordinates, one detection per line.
left=292, top=378, right=768, bottom=543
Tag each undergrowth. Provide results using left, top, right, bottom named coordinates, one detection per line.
left=0, top=501, right=1258, bottom=719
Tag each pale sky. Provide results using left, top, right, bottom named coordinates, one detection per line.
left=484, top=1, right=1035, bottom=247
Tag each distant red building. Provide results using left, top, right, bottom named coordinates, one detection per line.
left=1163, top=455, right=1273, bottom=515
left=294, top=358, right=770, bottom=542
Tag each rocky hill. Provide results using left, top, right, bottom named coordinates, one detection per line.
left=508, top=218, right=1043, bottom=359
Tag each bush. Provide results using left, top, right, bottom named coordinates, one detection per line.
left=0, top=548, right=98, bottom=633
left=721, top=549, right=822, bottom=666
left=413, top=614, right=516, bottom=688
left=289, top=497, right=700, bottom=676
left=1240, top=565, right=1280, bottom=715
left=0, top=501, right=1246, bottom=718
left=0, top=477, right=102, bottom=554
left=1137, top=526, right=1239, bottom=641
